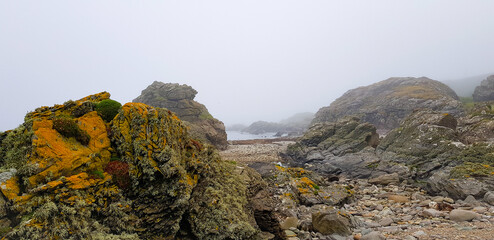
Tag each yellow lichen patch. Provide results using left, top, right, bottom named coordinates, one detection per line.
left=121, top=102, right=151, bottom=116
left=65, top=172, right=111, bottom=190
left=66, top=173, right=92, bottom=189
left=76, top=92, right=110, bottom=104
left=28, top=111, right=111, bottom=187
left=1, top=176, right=21, bottom=201
left=275, top=165, right=309, bottom=178
left=182, top=174, right=198, bottom=187
left=391, top=85, right=441, bottom=100
left=45, top=180, right=63, bottom=189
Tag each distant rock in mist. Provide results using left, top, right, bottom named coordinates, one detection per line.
left=242, top=112, right=314, bottom=136
left=133, top=81, right=228, bottom=150
left=226, top=123, right=248, bottom=131
left=473, top=75, right=494, bottom=102
left=312, top=77, right=464, bottom=133
left=441, top=73, right=492, bottom=98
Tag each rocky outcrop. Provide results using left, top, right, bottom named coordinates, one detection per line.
left=312, top=77, right=464, bottom=133
left=473, top=75, right=494, bottom=102
left=133, top=81, right=228, bottom=150
left=285, top=117, right=389, bottom=179
left=0, top=93, right=260, bottom=239
left=287, top=108, right=494, bottom=200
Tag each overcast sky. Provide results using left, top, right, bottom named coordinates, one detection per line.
left=1, top=1, right=494, bottom=131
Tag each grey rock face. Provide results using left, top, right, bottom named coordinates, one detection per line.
left=286, top=117, right=389, bottom=179
left=312, top=77, right=463, bottom=133
left=473, top=75, right=494, bottom=102
left=133, top=81, right=228, bottom=150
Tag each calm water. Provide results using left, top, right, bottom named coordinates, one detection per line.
left=226, top=131, right=278, bottom=140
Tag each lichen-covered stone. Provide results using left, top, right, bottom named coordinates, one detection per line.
left=0, top=92, right=260, bottom=239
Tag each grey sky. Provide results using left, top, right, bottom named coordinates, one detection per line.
left=1, top=1, right=494, bottom=131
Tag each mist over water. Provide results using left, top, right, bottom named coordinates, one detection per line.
left=1, top=1, right=494, bottom=131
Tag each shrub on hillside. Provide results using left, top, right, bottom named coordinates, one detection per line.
left=95, top=99, right=122, bottom=122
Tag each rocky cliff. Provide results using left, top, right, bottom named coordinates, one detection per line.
left=312, top=77, right=464, bottom=133
left=473, top=75, right=494, bottom=102
left=0, top=92, right=260, bottom=239
left=133, top=81, right=228, bottom=150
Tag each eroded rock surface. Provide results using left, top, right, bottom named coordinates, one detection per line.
left=133, top=81, right=228, bottom=150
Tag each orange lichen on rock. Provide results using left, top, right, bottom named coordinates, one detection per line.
left=28, top=111, right=111, bottom=187
left=66, top=172, right=111, bottom=190
left=0, top=176, right=20, bottom=201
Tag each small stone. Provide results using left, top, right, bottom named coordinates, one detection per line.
left=378, top=217, right=393, bottom=226
left=432, top=196, right=444, bottom=202
left=464, top=195, right=479, bottom=206
left=449, top=209, right=481, bottom=222
left=421, top=209, right=442, bottom=218
left=404, top=236, right=417, bottom=240
left=281, top=217, right=299, bottom=230
left=379, top=208, right=394, bottom=217
left=297, top=231, right=311, bottom=240
left=411, top=192, right=426, bottom=201
left=361, top=231, right=385, bottom=240
left=444, top=197, right=454, bottom=204
left=388, top=195, right=409, bottom=203
left=369, top=173, right=400, bottom=185
left=379, top=226, right=400, bottom=233
left=365, top=221, right=381, bottom=228
left=484, top=191, right=494, bottom=205
left=312, top=209, right=353, bottom=236
left=375, top=204, right=383, bottom=211
left=258, top=232, right=275, bottom=240
left=419, top=200, right=431, bottom=207
left=413, top=230, right=427, bottom=238
left=284, top=230, right=297, bottom=237
left=473, top=206, right=487, bottom=214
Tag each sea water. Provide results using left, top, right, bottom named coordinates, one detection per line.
left=226, top=131, right=278, bottom=140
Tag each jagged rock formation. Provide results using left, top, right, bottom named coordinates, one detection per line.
left=312, top=77, right=464, bottom=133
left=0, top=93, right=261, bottom=239
left=473, top=75, right=494, bottom=102
left=133, top=81, right=228, bottom=150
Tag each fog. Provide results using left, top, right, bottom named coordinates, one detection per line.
left=1, top=1, right=494, bottom=131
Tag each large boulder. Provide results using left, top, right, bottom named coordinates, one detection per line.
left=0, top=93, right=260, bottom=239
left=473, top=75, right=494, bottom=102
left=133, top=81, right=228, bottom=150
left=312, top=77, right=464, bottom=133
